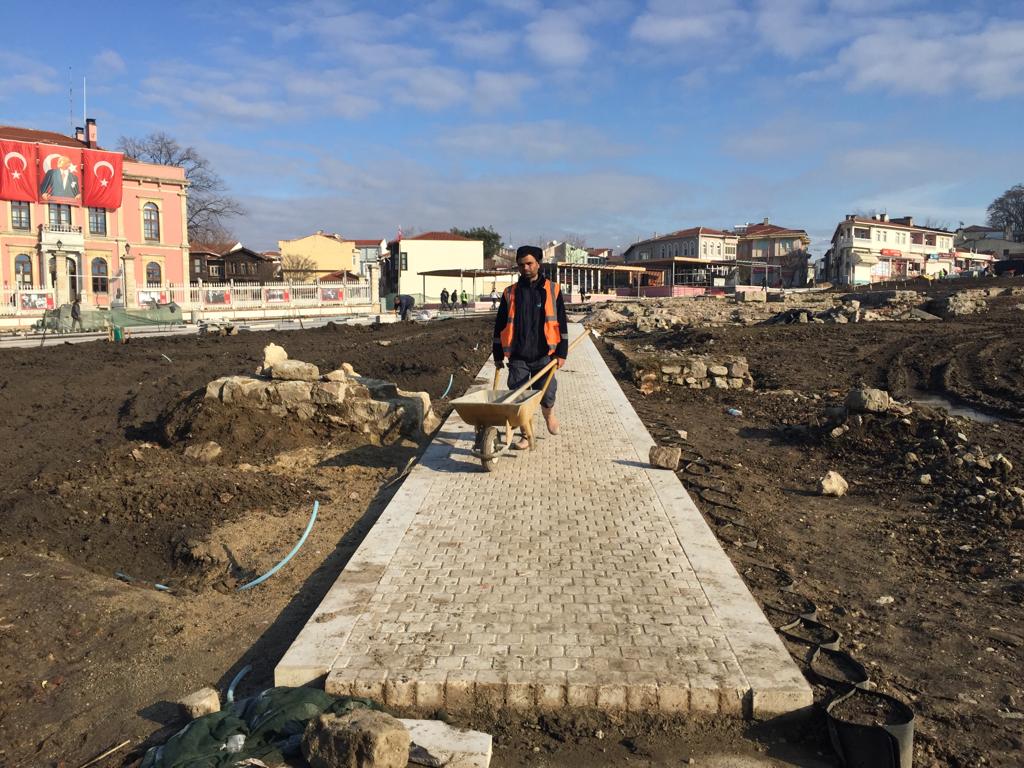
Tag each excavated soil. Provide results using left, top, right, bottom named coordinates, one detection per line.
left=598, top=287, right=1024, bottom=768
left=0, top=318, right=493, bottom=767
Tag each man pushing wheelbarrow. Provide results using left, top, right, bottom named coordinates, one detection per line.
left=492, top=245, right=569, bottom=450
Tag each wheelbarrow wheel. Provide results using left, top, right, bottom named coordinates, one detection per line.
left=480, top=426, right=499, bottom=472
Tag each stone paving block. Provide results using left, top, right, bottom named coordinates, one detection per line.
left=278, top=327, right=810, bottom=718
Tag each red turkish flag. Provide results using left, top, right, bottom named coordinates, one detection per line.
left=0, top=141, right=38, bottom=202
left=82, top=149, right=123, bottom=208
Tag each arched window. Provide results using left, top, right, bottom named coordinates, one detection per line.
left=14, top=253, right=32, bottom=289
left=143, top=203, right=160, bottom=241
left=146, top=261, right=162, bottom=286
left=91, top=258, right=109, bottom=294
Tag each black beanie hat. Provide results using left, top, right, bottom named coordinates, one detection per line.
left=516, top=245, right=543, bottom=261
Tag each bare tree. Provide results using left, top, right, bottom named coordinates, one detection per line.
left=987, top=184, right=1024, bottom=238
left=563, top=232, right=588, bottom=249
left=921, top=217, right=952, bottom=231
left=118, top=132, right=244, bottom=244
left=280, top=253, right=317, bottom=280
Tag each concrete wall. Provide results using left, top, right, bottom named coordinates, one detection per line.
left=279, top=234, right=357, bottom=276
left=397, top=238, right=484, bottom=301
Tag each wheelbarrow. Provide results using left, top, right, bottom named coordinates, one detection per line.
left=450, top=333, right=586, bottom=471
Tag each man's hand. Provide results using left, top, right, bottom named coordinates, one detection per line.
left=494, top=359, right=505, bottom=370
left=556, top=357, right=565, bottom=369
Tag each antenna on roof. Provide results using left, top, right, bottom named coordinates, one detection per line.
left=68, top=67, right=73, bottom=134
left=83, top=76, right=87, bottom=128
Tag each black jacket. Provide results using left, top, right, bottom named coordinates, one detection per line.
left=492, top=274, right=569, bottom=363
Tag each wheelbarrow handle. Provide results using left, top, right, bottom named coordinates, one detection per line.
left=492, top=368, right=501, bottom=390
left=498, top=332, right=587, bottom=404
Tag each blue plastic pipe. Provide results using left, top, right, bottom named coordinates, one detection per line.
left=440, top=373, right=454, bottom=400
left=225, top=663, right=252, bottom=704
left=237, top=500, right=319, bottom=591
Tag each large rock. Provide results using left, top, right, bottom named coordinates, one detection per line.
left=845, top=387, right=890, bottom=414
left=269, top=359, right=321, bottom=382
left=649, top=445, right=681, bottom=470
left=263, top=343, right=288, bottom=372
left=178, top=687, right=220, bottom=720
left=270, top=380, right=314, bottom=409
left=303, top=709, right=410, bottom=768
left=818, top=470, right=849, bottom=497
left=184, top=441, right=222, bottom=463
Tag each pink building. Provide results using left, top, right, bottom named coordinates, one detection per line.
left=1, top=121, right=188, bottom=311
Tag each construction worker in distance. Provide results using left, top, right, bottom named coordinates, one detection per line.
left=393, top=293, right=415, bottom=321
left=492, top=245, right=568, bottom=449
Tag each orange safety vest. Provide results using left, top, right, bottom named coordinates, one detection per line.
left=497, top=279, right=562, bottom=358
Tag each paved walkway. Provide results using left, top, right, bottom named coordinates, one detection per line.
left=276, top=327, right=810, bottom=717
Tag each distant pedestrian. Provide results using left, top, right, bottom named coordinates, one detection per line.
left=460, top=289, right=469, bottom=313
left=440, top=287, right=450, bottom=311
left=489, top=288, right=499, bottom=310
left=450, top=287, right=458, bottom=311
left=393, top=293, right=415, bottom=321
left=70, top=295, right=83, bottom=332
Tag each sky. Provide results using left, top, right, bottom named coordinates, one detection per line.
left=2, top=0, right=1023, bottom=256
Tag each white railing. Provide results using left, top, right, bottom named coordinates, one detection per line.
left=1, top=286, right=57, bottom=317
left=1, top=279, right=372, bottom=321
left=185, top=280, right=370, bottom=311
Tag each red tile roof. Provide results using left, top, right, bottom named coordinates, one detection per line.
left=844, top=216, right=951, bottom=234
left=353, top=239, right=384, bottom=246
left=320, top=270, right=362, bottom=281
left=740, top=223, right=808, bottom=238
left=0, top=124, right=93, bottom=149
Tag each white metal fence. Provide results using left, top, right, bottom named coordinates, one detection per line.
left=1, top=279, right=371, bottom=319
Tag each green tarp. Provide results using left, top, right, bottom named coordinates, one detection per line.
left=140, top=686, right=379, bottom=768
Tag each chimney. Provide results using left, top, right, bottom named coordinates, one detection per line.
left=85, top=118, right=97, bottom=147
left=762, top=217, right=769, bottom=225
left=75, top=126, right=85, bottom=143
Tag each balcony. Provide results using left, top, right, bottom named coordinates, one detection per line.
left=40, top=223, right=85, bottom=252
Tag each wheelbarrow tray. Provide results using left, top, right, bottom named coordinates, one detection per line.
left=451, top=388, right=544, bottom=429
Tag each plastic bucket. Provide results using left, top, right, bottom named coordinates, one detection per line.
left=826, top=688, right=914, bottom=768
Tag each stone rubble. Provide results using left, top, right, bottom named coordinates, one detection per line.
left=818, top=470, right=849, bottom=497
left=202, top=344, right=440, bottom=442
left=605, top=341, right=755, bottom=395
left=303, top=709, right=410, bottom=768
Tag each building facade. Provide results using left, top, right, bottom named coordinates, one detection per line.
left=277, top=231, right=357, bottom=280
left=353, top=238, right=386, bottom=276
left=955, top=224, right=1024, bottom=259
left=622, top=227, right=739, bottom=263
left=823, top=214, right=955, bottom=285
left=190, top=242, right=278, bottom=283
left=734, top=219, right=812, bottom=287
left=1, top=122, right=188, bottom=309
left=384, top=231, right=484, bottom=303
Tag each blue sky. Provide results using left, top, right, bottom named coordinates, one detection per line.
left=2, top=0, right=1023, bottom=255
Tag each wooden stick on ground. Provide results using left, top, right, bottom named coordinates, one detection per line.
left=77, top=739, right=131, bottom=768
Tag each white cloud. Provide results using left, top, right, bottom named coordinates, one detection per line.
left=0, top=53, right=59, bottom=100
left=472, top=71, right=536, bottom=112
left=631, top=1, right=747, bottom=45
left=438, top=120, right=633, bottom=163
left=723, top=117, right=864, bottom=159
left=526, top=11, right=591, bottom=68
left=234, top=164, right=676, bottom=251
left=803, top=17, right=1024, bottom=98
left=91, top=49, right=126, bottom=75
left=379, top=66, right=468, bottom=110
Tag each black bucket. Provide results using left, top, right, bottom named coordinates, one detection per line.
left=826, top=688, right=915, bottom=768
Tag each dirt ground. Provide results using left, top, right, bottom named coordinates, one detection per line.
left=595, top=279, right=1024, bottom=768
left=0, top=318, right=494, bottom=767
left=2, top=279, right=1022, bottom=767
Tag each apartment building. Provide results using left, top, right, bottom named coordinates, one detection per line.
left=823, top=214, right=955, bottom=285
left=621, top=227, right=738, bottom=263
left=734, top=219, right=812, bottom=287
